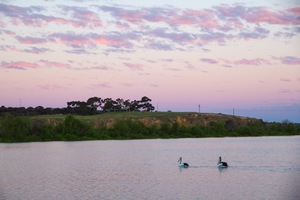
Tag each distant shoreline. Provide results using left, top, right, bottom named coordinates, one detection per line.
left=0, top=112, right=299, bottom=142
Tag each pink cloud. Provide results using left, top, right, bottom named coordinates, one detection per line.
left=0, top=20, right=6, bottom=28
left=222, top=64, right=232, bottom=68
left=199, top=18, right=220, bottom=29
left=215, top=4, right=300, bottom=26
left=214, top=5, right=247, bottom=18
left=61, top=6, right=103, bottom=28
left=39, top=60, right=71, bottom=69
left=148, top=83, right=158, bottom=87
left=234, top=58, right=269, bottom=65
left=200, top=58, right=218, bottom=64
left=1, top=61, right=42, bottom=70
left=89, top=83, right=112, bottom=89
left=121, top=83, right=133, bottom=87
left=170, top=15, right=197, bottom=26
left=1, top=60, right=109, bottom=71
left=86, top=66, right=110, bottom=70
left=165, top=67, right=181, bottom=71
left=280, top=78, right=291, bottom=82
left=167, top=10, right=209, bottom=27
left=99, top=6, right=223, bottom=31
left=16, top=36, right=49, bottom=44
left=1, top=2, right=299, bottom=55
left=0, top=45, right=16, bottom=51
left=93, top=33, right=137, bottom=48
left=0, top=3, right=43, bottom=17
left=66, top=48, right=95, bottom=55
left=147, top=28, right=196, bottom=44
left=278, top=89, right=291, bottom=94
left=185, top=9, right=220, bottom=29
left=145, top=40, right=173, bottom=51
left=50, top=33, right=91, bottom=45
left=0, top=60, right=73, bottom=70
left=239, top=27, right=270, bottom=40
left=288, top=7, right=300, bottom=15
left=37, top=84, right=67, bottom=90
left=71, top=65, right=111, bottom=70
left=161, top=59, right=174, bottom=63
left=99, top=6, right=221, bottom=29
left=23, top=47, right=51, bottom=54
left=51, top=32, right=137, bottom=49
left=242, top=7, right=300, bottom=25
left=115, top=21, right=131, bottom=29
left=42, top=16, right=75, bottom=26
left=0, top=3, right=103, bottom=28
left=183, top=61, right=195, bottom=69
left=99, top=6, right=146, bottom=25
left=124, top=63, right=144, bottom=71
left=26, top=15, right=92, bottom=28
left=197, top=31, right=228, bottom=45
left=0, top=29, right=15, bottom=36
left=280, top=56, right=300, bottom=65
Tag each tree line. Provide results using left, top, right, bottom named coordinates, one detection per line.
left=0, top=114, right=299, bottom=142
left=0, top=96, right=155, bottom=116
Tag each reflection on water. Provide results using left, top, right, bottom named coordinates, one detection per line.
left=0, top=136, right=300, bottom=200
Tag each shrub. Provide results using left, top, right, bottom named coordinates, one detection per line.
left=57, top=115, right=92, bottom=139
left=0, top=114, right=30, bottom=141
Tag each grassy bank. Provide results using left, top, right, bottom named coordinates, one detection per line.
left=0, top=112, right=299, bottom=142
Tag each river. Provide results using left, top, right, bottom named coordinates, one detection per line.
left=1, top=136, right=300, bottom=200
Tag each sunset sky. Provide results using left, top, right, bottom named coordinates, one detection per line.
left=0, top=0, right=299, bottom=122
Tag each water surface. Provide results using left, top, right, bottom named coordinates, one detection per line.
left=1, top=136, right=300, bottom=199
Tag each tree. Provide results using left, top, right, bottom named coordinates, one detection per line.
left=67, top=101, right=89, bottom=114
left=122, top=99, right=131, bottom=111
left=87, top=97, right=102, bottom=112
left=115, top=98, right=124, bottom=111
left=102, top=98, right=116, bottom=112
left=130, top=100, right=139, bottom=111
left=35, top=106, right=45, bottom=115
left=139, top=96, right=155, bottom=111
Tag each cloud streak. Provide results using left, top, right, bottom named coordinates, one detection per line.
left=279, top=56, right=300, bottom=65
left=234, top=58, right=270, bottom=66
left=0, top=60, right=114, bottom=71
left=38, top=84, right=67, bottom=90
left=200, top=58, right=219, bottom=64
left=0, top=61, right=42, bottom=70
left=124, top=63, right=144, bottom=71
left=23, top=47, right=52, bottom=54
left=16, top=36, right=49, bottom=44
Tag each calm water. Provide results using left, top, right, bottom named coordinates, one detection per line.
left=1, top=136, right=300, bottom=200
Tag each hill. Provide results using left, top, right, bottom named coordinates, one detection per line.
left=0, top=112, right=299, bottom=142
left=33, top=111, right=260, bottom=126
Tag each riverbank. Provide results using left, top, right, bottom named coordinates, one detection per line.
left=0, top=112, right=299, bottom=142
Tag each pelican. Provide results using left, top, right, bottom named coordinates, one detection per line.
left=218, top=156, right=228, bottom=168
left=178, top=157, right=189, bottom=168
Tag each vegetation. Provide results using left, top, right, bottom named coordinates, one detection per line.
left=0, top=112, right=299, bottom=142
left=0, top=96, right=154, bottom=116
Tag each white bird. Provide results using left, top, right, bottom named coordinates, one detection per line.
left=178, top=157, right=189, bottom=168
left=218, top=156, right=228, bottom=168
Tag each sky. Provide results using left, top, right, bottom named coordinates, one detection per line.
left=0, top=0, right=299, bottom=122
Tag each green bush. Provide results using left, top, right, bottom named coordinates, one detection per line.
left=0, top=114, right=30, bottom=141
left=58, top=115, right=92, bottom=138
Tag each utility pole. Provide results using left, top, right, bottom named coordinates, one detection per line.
left=198, top=104, right=200, bottom=113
